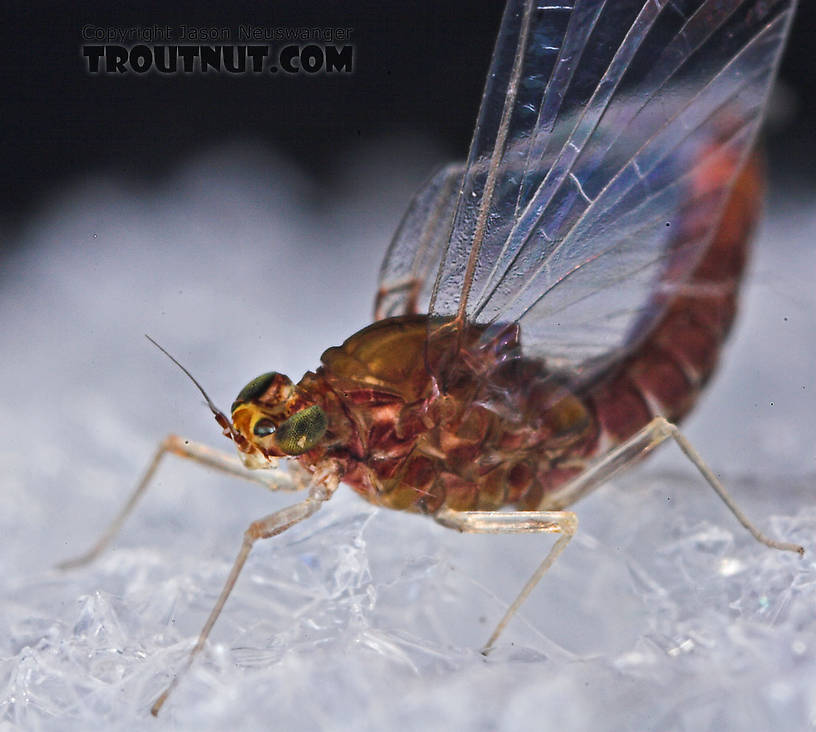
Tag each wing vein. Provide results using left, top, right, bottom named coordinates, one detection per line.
left=454, top=0, right=537, bottom=323
left=484, top=10, right=786, bottom=322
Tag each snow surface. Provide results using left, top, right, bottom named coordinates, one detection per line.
left=1, top=140, right=815, bottom=731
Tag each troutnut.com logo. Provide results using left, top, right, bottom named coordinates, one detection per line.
left=81, top=25, right=355, bottom=75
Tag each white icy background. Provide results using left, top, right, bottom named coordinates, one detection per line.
left=1, top=139, right=814, bottom=731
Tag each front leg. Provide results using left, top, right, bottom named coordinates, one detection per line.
left=58, top=435, right=310, bottom=570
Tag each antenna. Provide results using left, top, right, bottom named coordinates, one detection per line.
left=144, top=335, right=238, bottom=441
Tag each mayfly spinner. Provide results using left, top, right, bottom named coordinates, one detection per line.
left=61, top=0, right=802, bottom=716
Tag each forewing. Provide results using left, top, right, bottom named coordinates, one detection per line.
left=375, top=164, right=463, bottom=320
left=429, top=0, right=796, bottom=377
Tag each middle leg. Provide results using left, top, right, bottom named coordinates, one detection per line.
left=150, top=464, right=341, bottom=717
left=434, top=507, right=578, bottom=654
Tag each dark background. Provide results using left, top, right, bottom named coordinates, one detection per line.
left=3, top=1, right=814, bottom=232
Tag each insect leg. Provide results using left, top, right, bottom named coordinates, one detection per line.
left=548, top=416, right=803, bottom=555
left=150, top=470, right=340, bottom=717
left=434, top=507, right=578, bottom=654
left=58, top=435, right=310, bottom=570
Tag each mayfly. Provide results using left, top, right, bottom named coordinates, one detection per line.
left=61, top=0, right=802, bottom=716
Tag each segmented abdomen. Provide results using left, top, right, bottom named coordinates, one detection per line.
left=586, top=153, right=761, bottom=450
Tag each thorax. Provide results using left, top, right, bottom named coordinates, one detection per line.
left=304, top=315, right=595, bottom=513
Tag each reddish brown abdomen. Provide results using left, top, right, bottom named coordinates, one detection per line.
left=587, top=153, right=761, bottom=445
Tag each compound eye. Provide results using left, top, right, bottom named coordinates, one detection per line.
left=274, top=405, right=327, bottom=455
left=231, top=372, right=292, bottom=414
left=252, top=418, right=277, bottom=437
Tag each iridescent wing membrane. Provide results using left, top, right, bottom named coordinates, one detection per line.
left=376, top=0, right=795, bottom=379
left=375, top=163, right=464, bottom=321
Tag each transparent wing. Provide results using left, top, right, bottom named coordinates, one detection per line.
left=375, top=163, right=463, bottom=320
left=429, top=0, right=796, bottom=377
